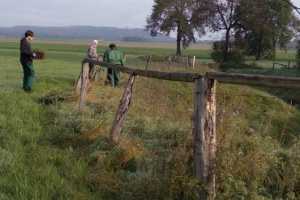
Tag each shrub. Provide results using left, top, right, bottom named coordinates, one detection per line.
left=211, top=41, right=245, bottom=63
left=211, top=41, right=225, bottom=63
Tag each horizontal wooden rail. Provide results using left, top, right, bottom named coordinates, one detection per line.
left=205, top=72, right=300, bottom=89
left=84, top=58, right=300, bottom=88
left=83, top=58, right=202, bottom=82
left=273, top=62, right=287, bottom=66
left=81, top=58, right=300, bottom=199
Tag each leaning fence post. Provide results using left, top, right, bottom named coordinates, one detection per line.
left=193, top=78, right=216, bottom=200
left=109, top=73, right=138, bottom=143
left=145, top=55, right=152, bottom=70
left=78, top=62, right=89, bottom=114
left=75, top=66, right=83, bottom=92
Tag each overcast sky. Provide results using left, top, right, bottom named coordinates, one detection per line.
left=1, top=0, right=300, bottom=29
left=0, top=0, right=153, bottom=28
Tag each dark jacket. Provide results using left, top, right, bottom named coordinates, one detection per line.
left=20, top=37, right=34, bottom=62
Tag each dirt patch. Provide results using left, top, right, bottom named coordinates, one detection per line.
left=38, top=97, right=66, bottom=105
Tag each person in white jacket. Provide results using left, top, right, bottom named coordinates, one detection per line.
left=87, top=40, right=98, bottom=80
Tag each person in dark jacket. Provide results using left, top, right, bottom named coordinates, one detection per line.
left=20, top=30, right=36, bottom=93
left=103, top=44, right=124, bottom=87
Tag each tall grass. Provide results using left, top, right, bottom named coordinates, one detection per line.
left=0, top=40, right=299, bottom=199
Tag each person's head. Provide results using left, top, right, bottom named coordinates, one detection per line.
left=109, top=43, right=116, bottom=49
left=25, top=30, right=34, bottom=41
left=92, top=40, right=98, bottom=46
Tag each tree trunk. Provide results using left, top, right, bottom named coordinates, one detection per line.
left=176, top=26, right=182, bottom=56
left=255, top=37, right=263, bottom=61
left=223, top=28, right=230, bottom=62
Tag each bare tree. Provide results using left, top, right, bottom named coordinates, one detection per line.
left=198, top=0, right=239, bottom=61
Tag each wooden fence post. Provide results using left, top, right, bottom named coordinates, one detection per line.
left=193, top=56, right=196, bottom=69
left=186, top=56, right=189, bottom=70
left=75, top=73, right=81, bottom=92
left=123, top=54, right=127, bottom=65
left=78, top=62, right=89, bottom=114
left=193, top=78, right=216, bottom=200
left=75, top=65, right=83, bottom=92
left=167, top=55, right=171, bottom=71
left=93, top=65, right=101, bottom=82
left=145, top=55, right=152, bottom=70
left=109, top=73, right=138, bottom=143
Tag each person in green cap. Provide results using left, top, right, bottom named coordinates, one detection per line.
left=103, top=44, right=124, bottom=87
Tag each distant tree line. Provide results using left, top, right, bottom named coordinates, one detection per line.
left=0, top=26, right=179, bottom=43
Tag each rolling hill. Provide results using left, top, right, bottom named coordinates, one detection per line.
left=0, top=25, right=216, bottom=44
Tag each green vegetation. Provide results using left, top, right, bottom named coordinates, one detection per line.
left=145, top=0, right=199, bottom=56
left=0, top=39, right=299, bottom=199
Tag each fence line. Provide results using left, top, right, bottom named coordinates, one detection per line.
left=77, top=58, right=300, bottom=200
left=206, top=72, right=300, bottom=89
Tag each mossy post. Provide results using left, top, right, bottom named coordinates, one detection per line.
left=193, top=78, right=217, bottom=200
left=109, top=73, right=138, bottom=143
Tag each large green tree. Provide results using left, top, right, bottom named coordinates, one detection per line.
left=145, top=0, right=206, bottom=56
left=235, top=0, right=294, bottom=60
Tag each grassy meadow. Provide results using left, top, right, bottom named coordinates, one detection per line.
left=0, top=39, right=300, bottom=199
